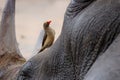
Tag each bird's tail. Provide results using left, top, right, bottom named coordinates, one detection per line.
left=38, top=47, right=46, bottom=53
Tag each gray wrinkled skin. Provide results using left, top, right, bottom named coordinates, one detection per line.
left=84, top=34, right=120, bottom=80
left=17, top=0, right=120, bottom=80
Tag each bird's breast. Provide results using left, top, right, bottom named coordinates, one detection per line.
left=45, top=28, right=55, bottom=45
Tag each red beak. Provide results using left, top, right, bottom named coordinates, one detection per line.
left=47, top=20, right=52, bottom=24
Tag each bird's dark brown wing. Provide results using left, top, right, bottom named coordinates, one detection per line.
left=42, top=32, right=47, bottom=46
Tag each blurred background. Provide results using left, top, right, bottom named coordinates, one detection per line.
left=0, top=0, right=70, bottom=60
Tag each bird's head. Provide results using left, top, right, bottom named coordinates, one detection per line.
left=43, top=20, right=52, bottom=29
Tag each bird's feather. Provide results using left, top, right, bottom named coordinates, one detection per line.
left=42, top=32, right=47, bottom=46
left=32, top=30, right=45, bottom=56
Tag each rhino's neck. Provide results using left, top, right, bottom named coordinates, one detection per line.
left=65, top=0, right=95, bottom=18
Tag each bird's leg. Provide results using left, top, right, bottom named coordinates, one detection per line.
left=38, top=43, right=52, bottom=53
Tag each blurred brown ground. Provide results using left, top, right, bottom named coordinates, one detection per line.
left=0, top=0, right=70, bottom=59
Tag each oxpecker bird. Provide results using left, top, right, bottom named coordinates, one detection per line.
left=38, top=20, right=55, bottom=53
